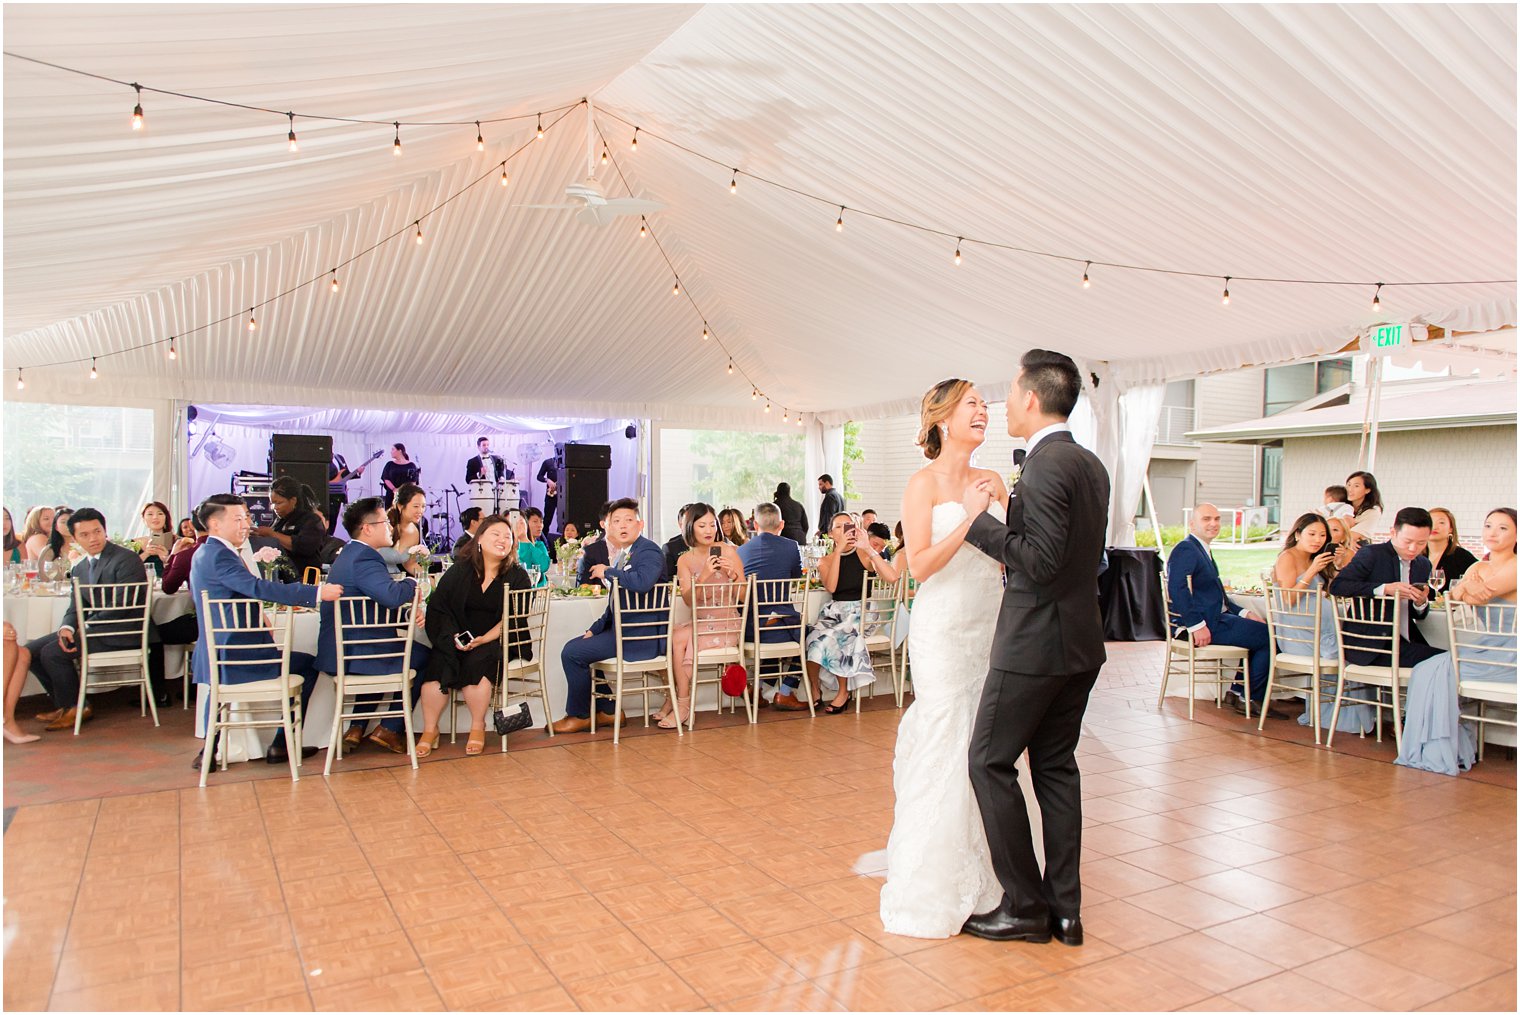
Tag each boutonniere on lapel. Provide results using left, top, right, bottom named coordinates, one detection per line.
left=1007, top=464, right=1022, bottom=490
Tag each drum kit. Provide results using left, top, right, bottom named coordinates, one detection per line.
left=428, top=476, right=522, bottom=553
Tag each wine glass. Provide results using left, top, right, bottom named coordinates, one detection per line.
left=527, top=565, right=542, bottom=587
left=1428, top=569, right=1446, bottom=600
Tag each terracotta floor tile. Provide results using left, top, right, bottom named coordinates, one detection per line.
left=712, top=981, right=846, bottom=1011
left=1186, top=867, right=1313, bottom=911
left=181, top=949, right=307, bottom=1010
left=46, top=971, right=180, bottom=1012
left=566, top=962, right=707, bottom=1011
left=713, top=889, right=835, bottom=939
left=1082, top=898, right=1192, bottom=951
left=476, top=863, right=585, bottom=905
left=507, top=892, right=622, bottom=942
left=1201, top=912, right=1348, bottom=969
left=288, top=897, right=401, bottom=948
left=181, top=912, right=295, bottom=968
left=1359, top=927, right=1515, bottom=991
left=1223, top=969, right=1376, bottom=1010
left=1129, top=930, right=1285, bottom=994
left=280, top=868, right=386, bottom=912
left=816, top=956, right=962, bottom=1011
left=385, top=881, right=495, bottom=930
left=1080, top=855, right=1176, bottom=898
left=668, top=939, right=807, bottom=1003
left=1046, top=951, right=1217, bottom=1010
left=628, top=905, right=752, bottom=961
left=1127, top=882, right=1256, bottom=930
left=536, top=926, right=661, bottom=980
left=370, top=854, right=473, bottom=896
left=222, top=990, right=314, bottom=1011
left=903, top=935, right=1056, bottom=997
left=54, top=931, right=180, bottom=993
left=1179, top=996, right=1252, bottom=1012
left=298, top=929, right=420, bottom=988
left=308, top=967, right=444, bottom=1012
left=675, top=862, right=787, bottom=904
left=1416, top=971, right=1519, bottom=1012
left=404, top=908, right=523, bottom=964
left=1298, top=947, right=1460, bottom=1009
left=1415, top=901, right=1520, bottom=963
left=426, top=944, right=557, bottom=1010
left=597, top=877, right=707, bottom=923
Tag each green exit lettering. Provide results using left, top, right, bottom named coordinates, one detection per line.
left=1374, top=324, right=1403, bottom=348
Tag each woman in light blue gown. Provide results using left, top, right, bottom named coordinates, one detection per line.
left=1272, top=514, right=1376, bottom=734
left=1398, top=508, right=1517, bottom=776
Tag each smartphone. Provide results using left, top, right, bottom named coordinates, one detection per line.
left=1325, top=543, right=1340, bottom=556
left=455, top=630, right=475, bottom=649
left=708, top=545, right=723, bottom=558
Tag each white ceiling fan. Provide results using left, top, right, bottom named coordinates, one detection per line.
left=514, top=98, right=663, bottom=226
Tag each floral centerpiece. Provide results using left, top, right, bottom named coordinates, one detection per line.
left=252, top=545, right=294, bottom=581
left=407, top=541, right=432, bottom=574
left=110, top=535, right=144, bottom=554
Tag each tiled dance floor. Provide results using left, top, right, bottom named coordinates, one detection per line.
left=3, top=643, right=1515, bottom=1011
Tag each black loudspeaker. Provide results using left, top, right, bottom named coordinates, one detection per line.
left=561, top=467, right=609, bottom=533
left=270, top=432, right=332, bottom=464
left=271, top=460, right=329, bottom=503
left=557, top=442, right=611, bottom=469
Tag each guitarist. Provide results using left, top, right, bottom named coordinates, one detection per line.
left=327, top=449, right=379, bottom=535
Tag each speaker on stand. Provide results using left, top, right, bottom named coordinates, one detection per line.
left=556, top=443, right=611, bottom=533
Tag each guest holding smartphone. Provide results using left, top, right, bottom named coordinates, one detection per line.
left=658, top=502, right=745, bottom=730
left=417, top=516, right=531, bottom=756
left=510, top=509, right=551, bottom=588
left=139, top=501, right=176, bottom=575
left=806, top=511, right=899, bottom=713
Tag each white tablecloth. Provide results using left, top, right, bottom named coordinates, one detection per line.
left=5, top=589, right=194, bottom=697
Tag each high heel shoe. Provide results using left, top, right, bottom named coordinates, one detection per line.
left=414, top=729, right=441, bottom=758
left=657, top=697, right=692, bottom=730
left=821, top=692, right=852, bottom=715
left=465, top=728, right=487, bottom=755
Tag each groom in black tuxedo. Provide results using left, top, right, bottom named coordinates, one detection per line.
left=959, top=349, right=1110, bottom=947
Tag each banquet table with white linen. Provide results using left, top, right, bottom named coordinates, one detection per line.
left=5, top=587, right=195, bottom=697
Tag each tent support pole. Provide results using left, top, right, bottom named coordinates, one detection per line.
left=1143, top=470, right=1167, bottom=561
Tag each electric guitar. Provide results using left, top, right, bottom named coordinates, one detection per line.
left=333, top=449, right=384, bottom=483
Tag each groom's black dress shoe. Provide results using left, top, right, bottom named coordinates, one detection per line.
left=1049, top=915, right=1084, bottom=947
left=961, top=910, right=1052, bottom=943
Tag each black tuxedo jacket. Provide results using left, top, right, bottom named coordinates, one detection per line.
left=465, top=454, right=512, bottom=483
left=1328, top=541, right=1432, bottom=663
left=964, top=431, right=1111, bottom=676
left=576, top=539, right=610, bottom=586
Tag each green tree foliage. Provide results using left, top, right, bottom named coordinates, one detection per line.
left=3, top=403, right=95, bottom=515
left=842, top=421, right=863, bottom=500
left=688, top=429, right=804, bottom=511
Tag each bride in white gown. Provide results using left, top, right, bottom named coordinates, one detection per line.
left=880, top=379, right=1040, bottom=938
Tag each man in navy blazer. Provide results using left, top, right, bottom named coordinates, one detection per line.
left=1328, top=506, right=1442, bottom=667
left=553, top=499, right=669, bottom=733
left=319, top=498, right=431, bottom=754
left=190, top=494, right=343, bottom=766
left=26, top=508, right=150, bottom=731
left=1167, top=503, right=1285, bottom=718
left=737, top=503, right=807, bottom=709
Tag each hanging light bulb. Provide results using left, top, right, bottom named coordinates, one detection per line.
left=1372, top=283, right=1384, bottom=311
left=751, top=388, right=758, bottom=401
left=89, top=358, right=98, bottom=380
left=782, top=408, right=790, bottom=423
left=600, top=147, right=609, bottom=165
left=954, top=238, right=963, bottom=266
left=702, top=324, right=710, bottom=341
left=168, top=337, right=177, bottom=360
left=1081, top=261, right=1091, bottom=289
left=726, top=360, right=733, bottom=375
left=730, top=170, right=738, bottom=195
left=1221, top=277, right=1231, bottom=306
left=330, top=271, right=339, bottom=294
left=638, top=219, right=647, bottom=238
left=630, top=127, right=639, bottom=151
left=836, top=206, right=845, bottom=232
left=764, top=400, right=771, bottom=414
left=796, top=413, right=803, bottom=428
left=415, top=221, right=424, bottom=245
left=500, top=164, right=510, bottom=187
left=247, top=309, right=257, bottom=332
left=476, top=121, right=485, bottom=152
left=287, top=112, right=298, bottom=153
left=130, top=84, right=144, bottom=131
left=15, top=369, right=23, bottom=391
left=672, top=279, right=680, bottom=296
left=393, top=122, right=402, bottom=156
left=536, top=113, right=544, bottom=141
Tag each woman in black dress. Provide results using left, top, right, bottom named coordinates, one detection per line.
left=418, top=515, right=532, bottom=756
left=252, top=478, right=327, bottom=580
left=380, top=443, right=421, bottom=508
left=1425, top=507, right=1479, bottom=584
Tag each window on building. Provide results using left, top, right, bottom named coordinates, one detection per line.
left=3, top=402, right=156, bottom=537
left=1260, top=444, right=1284, bottom=524
left=1263, top=358, right=1352, bottom=416
left=656, top=428, right=804, bottom=542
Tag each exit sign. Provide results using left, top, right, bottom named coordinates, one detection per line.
left=1361, top=322, right=1428, bottom=356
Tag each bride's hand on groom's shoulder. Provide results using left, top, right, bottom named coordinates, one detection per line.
left=962, top=478, right=993, bottom=518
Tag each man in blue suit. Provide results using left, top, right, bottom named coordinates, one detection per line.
left=553, top=498, right=669, bottom=733
left=319, top=497, right=430, bottom=755
left=190, top=494, right=343, bottom=767
left=1329, top=506, right=1442, bottom=667
left=1167, top=503, right=1286, bottom=719
left=737, top=502, right=808, bottom=710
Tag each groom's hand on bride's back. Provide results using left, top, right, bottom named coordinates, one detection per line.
left=962, top=478, right=994, bottom=517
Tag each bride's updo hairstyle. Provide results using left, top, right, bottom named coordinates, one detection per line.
left=917, top=378, right=972, bottom=460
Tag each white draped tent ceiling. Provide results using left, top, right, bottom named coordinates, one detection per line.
left=4, top=4, right=1516, bottom=425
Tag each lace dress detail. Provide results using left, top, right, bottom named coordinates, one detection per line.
left=879, top=501, right=1006, bottom=937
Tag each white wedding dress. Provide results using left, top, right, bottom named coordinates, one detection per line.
left=879, top=500, right=1012, bottom=938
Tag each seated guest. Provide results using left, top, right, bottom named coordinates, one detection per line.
left=252, top=477, right=326, bottom=580
left=860, top=509, right=879, bottom=530
left=1272, top=513, right=1374, bottom=734
left=3, top=508, right=19, bottom=564
left=139, top=501, right=176, bottom=575
left=561, top=520, right=581, bottom=543
left=1398, top=507, right=1516, bottom=775
left=774, top=482, right=809, bottom=545
left=512, top=510, right=551, bottom=587
left=1345, top=470, right=1385, bottom=547
left=576, top=502, right=614, bottom=586
left=663, top=503, right=694, bottom=580
left=35, top=508, right=73, bottom=567
left=525, top=507, right=552, bottom=554
left=4, top=622, right=39, bottom=744
left=719, top=507, right=749, bottom=547
left=190, top=495, right=341, bottom=766
left=162, top=510, right=208, bottom=595
left=381, top=483, right=427, bottom=575
left=1328, top=506, right=1443, bottom=669
left=322, top=498, right=430, bottom=755
left=554, top=499, right=668, bottom=733
left=20, top=505, right=54, bottom=561
left=551, top=520, right=581, bottom=561
left=1324, top=516, right=1358, bottom=572
left=657, top=503, right=745, bottom=730
left=177, top=516, right=196, bottom=540
left=453, top=507, right=482, bottom=556
left=738, top=502, right=806, bottom=709
left=1425, top=507, right=1478, bottom=584
left=418, top=516, right=531, bottom=756
left=806, top=511, right=899, bottom=714
left=894, top=520, right=907, bottom=557
left=866, top=521, right=894, bottom=560
left=25, top=508, right=149, bottom=732
left=1320, top=484, right=1354, bottom=520
left=1166, top=503, right=1284, bottom=718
